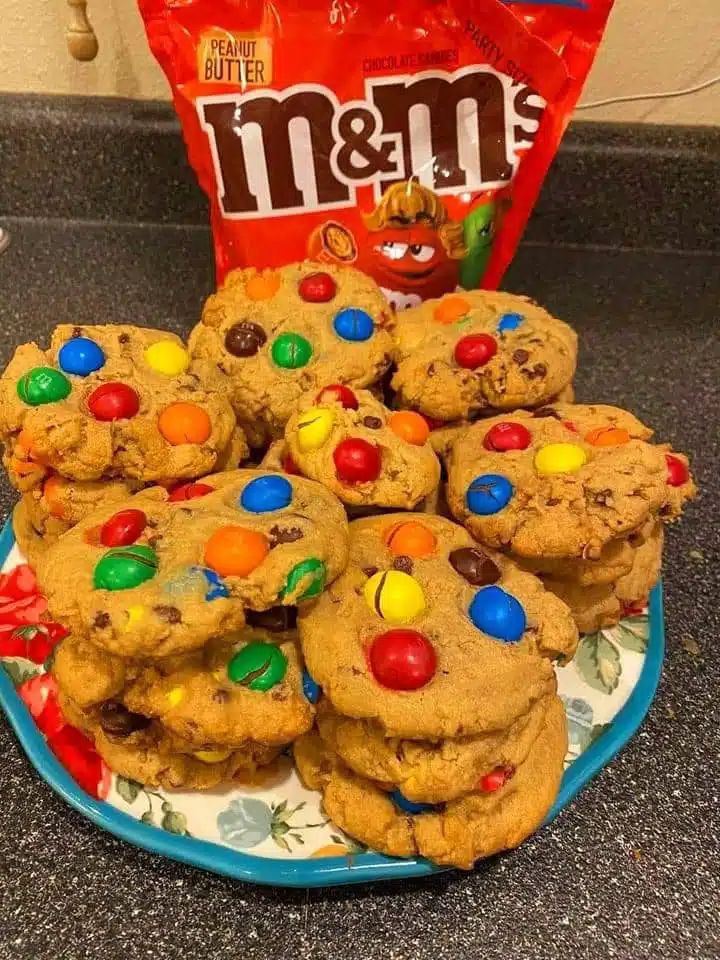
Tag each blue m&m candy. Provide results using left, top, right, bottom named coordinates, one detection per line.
left=389, top=790, right=439, bottom=815
left=193, top=566, right=230, bottom=601
left=302, top=669, right=321, bottom=704
left=496, top=312, right=524, bottom=334
left=240, top=474, right=292, bottom=513
left=333, top=308, right=374, bottom=342
left=466, top=474, right=513, bottom=515
left=468, top=585, right=526, bottom=643
left=58, top=337, right=106, bottom=376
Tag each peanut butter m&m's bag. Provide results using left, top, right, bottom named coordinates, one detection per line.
left=139, top=0, right=614, bottom=307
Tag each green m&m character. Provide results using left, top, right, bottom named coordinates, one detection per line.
left=16, top=367, right=71, bottom=406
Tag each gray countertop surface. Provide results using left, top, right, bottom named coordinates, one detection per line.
left=0, top=219, right=717, bottom=960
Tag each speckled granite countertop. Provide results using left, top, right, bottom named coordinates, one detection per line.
left=0, top=219, right=718, bottom=960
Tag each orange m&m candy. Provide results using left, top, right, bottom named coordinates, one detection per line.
left=433, top=295, right=471, bottom=325
left=245, top=270, right=281, bottom=301
left=384, top=520, right=437, bottom=558
left=388, top=411, right=430, bottom=446
left=585, top=426, right=631, bottom=447
left=42, top=474, right=67, bottom=519
left=158, top=402, right=212, bottom=445
left=204, top=526, right=269, bottom=577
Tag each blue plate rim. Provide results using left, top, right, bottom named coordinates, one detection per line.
left=0, top=516, right=664, bottom=887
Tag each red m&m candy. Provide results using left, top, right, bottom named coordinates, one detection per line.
left=100, top=509, right=147, bottom=547
left=666, top=454, right=689, bottom=487
left=454, top=334, right=497, bottom=369
left=298, top=272, right=337, bottom=303
left=316, top=384, right=358, bottom=410
left=478, top=765, right=515, bottom=793
left=168, top=482, right=214, bottom=503
left=87, top=382, right=140, bottom=421
left=369, top=629, right=436, bottom=690
left=333, top=438, right=381, bottom=483
left=483, top=421, right=532, bottom=452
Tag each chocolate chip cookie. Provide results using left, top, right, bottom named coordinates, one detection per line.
left=0, top=324, right=245, bottom=488
left=284, top=387, right=441, bottom=509
left=390, top=291, right=577, bottom=422
left=188, top=263, right=393, bottom=442
left=446, top=404, right=695, bottom=560
left=37, top=469, right=349, bottom=658
left=299, top=514, right=577, bottom=740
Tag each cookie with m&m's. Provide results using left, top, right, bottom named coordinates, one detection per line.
left=389, top=290, right=577, bottom=422
left=295, top=694, right=567, bottom=870
left=298, top=514, right=577, bottom=741
left=446, top=403, right=695, bottom=560
left=284, top=387, right=441, bottom=509
left=36, top=469, right=349, bottom=659
left=53, top=622, right=313, bottom=783
left=188, top=262, right=394, bottom=443
left=0, top=324, right=246, bottom=490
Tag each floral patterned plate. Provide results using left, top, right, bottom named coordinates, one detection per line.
left=0, top=518, right=664, bottom=887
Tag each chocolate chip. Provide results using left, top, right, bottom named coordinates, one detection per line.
left=213, top=689, right=230, bottom=704
left=153, top=605, right=182, bottom=623
left=448, top=547, right=501, bottom=586
left=362, top=565, right=379, bottom=578
left=594, top=489, right=614, bottom=506
left=532, top=407, right=561, bottom=420
left=363, top=416, right=383, bottom=429
left=268, top=524, right=303, bottom=546
left=527, top=363, right=547, bottom=380
left=93, top=612, right=111, bottom=629
left=392, top=555, right=413, bottom=574
left=99, top=701, right=151, bottom=738
left=72, top=326, right=84, bottom=338
left=118, top=332, right=130, bottom=344
left=512, top=349, right=530, bottom=365
left=147, top=535, right=162, bottom=549
left=224, top=322, right=267, bottom=357
left=547, top=498, right=561, bottom=506
left=427, top=363, right=437, bottom=377
left=246, top=606, right=298, bottom=632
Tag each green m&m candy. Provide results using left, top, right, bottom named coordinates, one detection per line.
left=281, top=557, right=326, bottom=602
left=17, top=367, right=71, bottom=406
left=227, top=641, right=288, bottom=691
left=93, top=545, right=159, bottom=591
left=271, top=333, right=313, bottom=369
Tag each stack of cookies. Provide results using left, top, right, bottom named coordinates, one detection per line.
left=295, top=514, right=578, bottom=869
left=0, top=264, right=697, bottom=870
left=0, top=324, right=247, bottom=561
left=445, top=403, right=695, bottom=632
left=35, top=469, right=350, bottom=788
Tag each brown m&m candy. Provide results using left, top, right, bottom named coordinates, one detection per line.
left=224, top=322, right=267, bottom=357
left=449, top=547, right=501, bottom=586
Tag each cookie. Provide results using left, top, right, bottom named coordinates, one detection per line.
left=295, top=693, right=567, bottom=869
left=37, top=469, right=349, bottom=658
left=188, top=263, right=394, bottom=442
left=515, top=535, right=635, bottom=587
left=615, top=521, right=664, bottom=607
left=315, top=692, right=556, bottom=804
left=54, top=628, right=313, bottom=750
left=390, top=291, right=577, bottom=422
left=446, top=404, right=694, bottom=560
left=541, top=579, right=623, bottom=634
left=0, top=324, right=245, bottom=488
left=299, top=514, right=577, bottom=740
left=284, top=387, right=441, bottom=509
left=60, top=691, right=280, bottom=791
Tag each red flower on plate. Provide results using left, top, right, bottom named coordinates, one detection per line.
left=17, top=673, right=65, bottom=738
left=0, top=564, right=68, bottom=661
left=47, top=727, right=112, bottom=800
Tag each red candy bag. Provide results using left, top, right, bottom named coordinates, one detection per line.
left=139, top=0, right=613, bottom=305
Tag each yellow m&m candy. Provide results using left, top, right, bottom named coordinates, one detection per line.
left=145, top=340, right=190, bottom=377
left=534, top=442, right=588, bottom=476
left=194, top=749, right=233, bottom=764
left=364, top=570, right=426, bottom=624
left=297, top=406, right=335, bottom=452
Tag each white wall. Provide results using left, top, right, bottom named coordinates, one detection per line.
left=1, top=0, right=718, bottom=123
